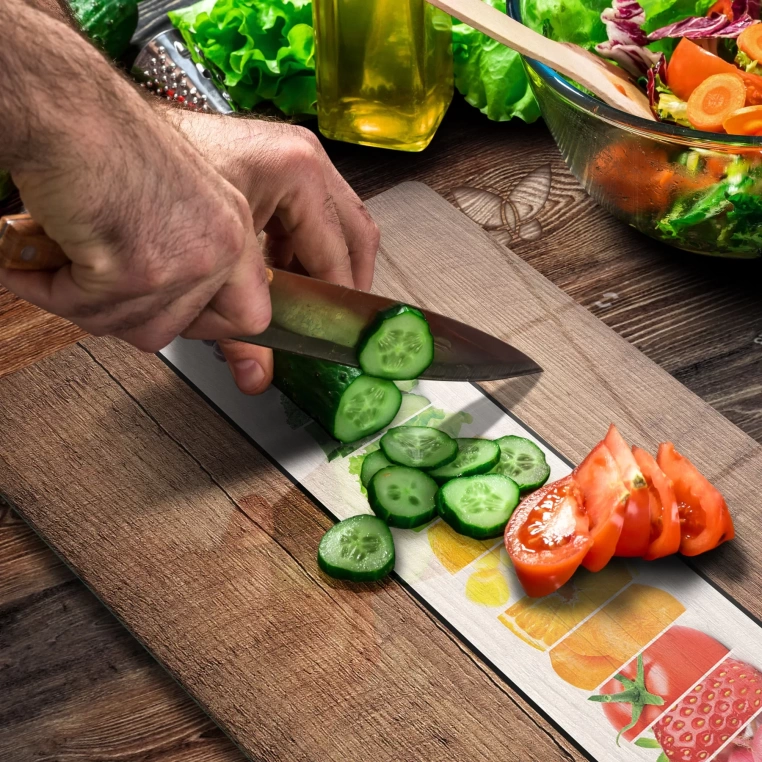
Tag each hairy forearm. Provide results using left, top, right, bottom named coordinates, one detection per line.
left=1, top=0, right=156, bottom=173
left=24, top=0, right=71, bottom=24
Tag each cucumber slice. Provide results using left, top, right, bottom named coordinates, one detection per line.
left=361, top=450, right=393, bottom=488
left=380, top=426, right=458, bottom=469
left=437, top=474, right=520, bottom=539
left=273, top=352, right=402, bottom=444
left=368, top=466, right=439, bottom=528
left=317, top=515, right=395, bottom=582
left=427, top=438, right=501, bottom=483
left=490, top=435, right=551, bottom=493
left=357, top=304, right=435, bottom=380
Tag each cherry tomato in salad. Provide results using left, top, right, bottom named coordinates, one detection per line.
left=632, top=446, right=681, bottom=561
left=574, top=442, right=629, bottom=572
left=708, top=0, right=734, bottom=19
left=604, top=425, right=651, bottom=557
left=657, top=442, right=734, bottom=556
left=504, top=476, right=591, bottom=598
left=590, top=625, right=730, bottom=743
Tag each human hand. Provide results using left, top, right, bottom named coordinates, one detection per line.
left=0, top=4, right=379, bottom=395
left=163, top=110, right=380, bottom=391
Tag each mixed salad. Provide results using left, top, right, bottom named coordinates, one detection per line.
left=594, top=0, right=762, bottom=134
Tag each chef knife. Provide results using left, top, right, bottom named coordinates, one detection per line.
left=0, top=212, right=541, bottom=381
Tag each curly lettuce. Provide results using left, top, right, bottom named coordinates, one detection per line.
left=452, top=0, right=540, bottom=122
left=169, top=0, right=316, bottom=115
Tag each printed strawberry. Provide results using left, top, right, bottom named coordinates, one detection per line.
left=654, top=658, right=762, bottom=762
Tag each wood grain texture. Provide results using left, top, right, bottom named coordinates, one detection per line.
left=2, top=182, right=761, bottom=762
left=0, top=288, right=85, bottom=381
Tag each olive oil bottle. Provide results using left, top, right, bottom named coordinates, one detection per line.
left=313, top=0, right=453, bottom=152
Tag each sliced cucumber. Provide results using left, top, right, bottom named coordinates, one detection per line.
left=361, top=450, right=393, bottom=488
left=380, top=426, right=458, bottom=470
left=273, top=352, right=402, bottom=443
left=317, top=515, right=395, bottom=582
left=427, top=438, right=501, bottom=483
left=437, top=474, right=520, bottom=539
left=357, top=304, right=434, bottom=380
left=490, top=435, right=551, bottom=493
left=368, top=466, right=439, bottom=528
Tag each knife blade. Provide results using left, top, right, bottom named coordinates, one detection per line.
left=0, top=212, right=541, bottom=381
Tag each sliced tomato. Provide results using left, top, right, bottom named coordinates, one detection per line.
left=604, top=425, right=651, bottom=557
left=656, top=443, right=734, bottom=556
left=505, top=476, right=591, bottom=598
left=574, top=442, right=629, bottom=572
left=632, top=446, right=681, bottom=560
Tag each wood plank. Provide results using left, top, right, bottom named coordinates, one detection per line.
left=1, top=182, right=761, bottom=760
left=0, top=289, right=84, bottom=380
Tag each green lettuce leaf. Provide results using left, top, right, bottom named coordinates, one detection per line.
left=169, top=0, right=316, bottom=115
left=452, top=0, right=540, bottom=122
left=657, top=158, right=762, bottom=256
left=521, top=0, right=715, bottom=58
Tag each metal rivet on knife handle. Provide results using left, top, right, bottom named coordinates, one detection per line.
left=0, top=213, right=70, bottom=270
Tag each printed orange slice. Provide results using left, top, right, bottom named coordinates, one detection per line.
left=549, top=584, right=685, bottom=690
left=428, top=520, right=495, bottom=575
left=498, top=560, right=632, bottom=651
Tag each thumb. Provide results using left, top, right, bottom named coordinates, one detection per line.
left=217, top=339, right=274, bottom=396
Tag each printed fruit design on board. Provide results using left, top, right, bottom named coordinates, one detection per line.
left=655, top=658, right=762, bottom=762
left=427, top=519, right=494, bottom=574
left=590, top=625, right=762, bottom=761
left=465, top=546, right=511, bottom=607
left=498, top=560, right=632, bottom=650
left=550, top=584, right=685, bottom=691
left=590, top=626, right=730, bottom=742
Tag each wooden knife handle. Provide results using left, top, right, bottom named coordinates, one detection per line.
left=0, top=213, right=70, bottom=270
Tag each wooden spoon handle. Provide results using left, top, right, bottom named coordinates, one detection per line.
left=0, top=213, right=70, bottom=270
left=427, top=0, right=655, bottom=120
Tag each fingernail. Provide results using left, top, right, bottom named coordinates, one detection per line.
left=232, top=359, right=265, bottom=393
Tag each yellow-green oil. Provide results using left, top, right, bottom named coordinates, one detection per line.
left=313, top=0, right=453, bottom=151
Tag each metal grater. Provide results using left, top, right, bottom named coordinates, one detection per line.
left=132, top=28, right=235, bottom=115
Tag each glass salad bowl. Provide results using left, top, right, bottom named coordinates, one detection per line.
left=509, top=0, right=762, bottom=258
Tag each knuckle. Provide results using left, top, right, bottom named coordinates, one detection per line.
left=281, top=136, right=320, bottom=171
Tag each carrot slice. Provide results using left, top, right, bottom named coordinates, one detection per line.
left=687, top=73, right=746, bottom=132
left=708, top=0, right=734, bottom=17
left=668, top=39, right=762, bottom=105
left=739, top=22, right=762, bottom=65
left=574, top=442, right=629, bottom=572
left=632, top=446, right=681, bottom=560
left=723, top=104, right=762, bottom=135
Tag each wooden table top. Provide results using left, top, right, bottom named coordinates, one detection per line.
left=2, top=5, right=762, bottom=761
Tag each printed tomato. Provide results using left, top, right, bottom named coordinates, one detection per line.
left=604, top=425, right=651, bottom=557
left=590, top=625, right=730, bottom=743
left=505, top=476, right=591, bottom=598
left=632, top=446, right=681, bottom=561
left=574, top=442, right=629, bottom=572
left=657, top=443, right=734, bottom=556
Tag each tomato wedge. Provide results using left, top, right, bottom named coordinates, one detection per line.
left=505, top=476, right=591, bottom=598
left=604, top=425, right=650, bottom=557
left=656, top=443, right=734, bottom=556
left=632, top=446, right=681, bottom=560
left=574, top=442, right=629, bottom=572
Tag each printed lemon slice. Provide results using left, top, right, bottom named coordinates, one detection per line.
left=498, top=560, right=632, bottom=651
left=427, top=520, right=495, bottom=575
left=549, top=583, right=685, bottom=691
left=465, top=547, right=510, bottom=607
